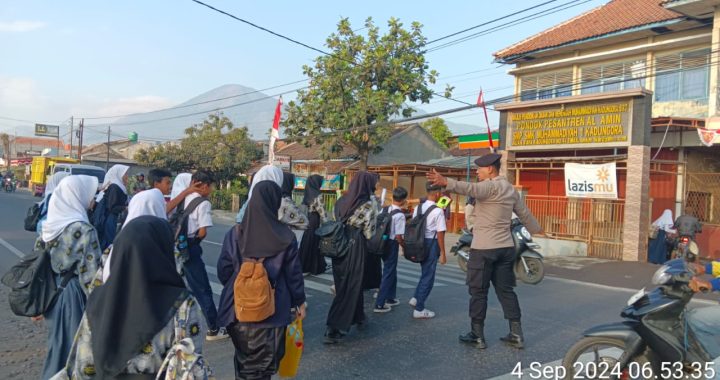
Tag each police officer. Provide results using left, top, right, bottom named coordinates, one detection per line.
left=426, top=153, right=542, bottom=349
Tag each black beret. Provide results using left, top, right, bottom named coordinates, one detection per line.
left=474, top=153, right=502, bottom=167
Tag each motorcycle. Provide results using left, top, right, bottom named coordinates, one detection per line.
left=561, top=248, right=715, bottom=379
left=671, top=215, right=702, bottom=260
left=450, top=218, right=545, bottom=285
left=3, top=177, right=15, bottom=193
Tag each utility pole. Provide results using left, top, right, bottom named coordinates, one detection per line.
left=105, top=126, right=111, bottom=170
left=69, top=116, right=74, bottom=158
left=78, top=119, right=84, bottom=160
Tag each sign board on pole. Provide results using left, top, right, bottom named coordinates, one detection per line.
left=34, top=124, right=60, bottom=138
left=564, top=162, right=618, bottom=199
left=272, top=155, right=292, bottom=171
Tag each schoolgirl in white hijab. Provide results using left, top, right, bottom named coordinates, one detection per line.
left=171, top=173, right=192, bottom=200
left=122, top=188, right=168, bottom=228
left=95, top=164, right=129, bottom=202
left=42, top=175, right=99, bottom=243
left=235, top=165, right=283, bottom=222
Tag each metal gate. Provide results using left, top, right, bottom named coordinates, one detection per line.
left=685, top=172, right=720, bottom=225
left=525, top=195, right=625, bottom=260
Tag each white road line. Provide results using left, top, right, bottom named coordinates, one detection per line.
left=202, top=240, right=223, bottom=246
left=0, top=237, right=26, bottom=258
left=395, top=266, right=465, bottom=286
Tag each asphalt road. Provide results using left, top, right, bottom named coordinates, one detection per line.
left=0, top=190, right=714, bottom=379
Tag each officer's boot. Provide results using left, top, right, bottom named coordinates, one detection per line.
left=499, top=320, right=524, bottom=349
left=458, top=321, right=487, bottom=349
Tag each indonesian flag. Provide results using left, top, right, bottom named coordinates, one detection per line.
left=477, top=89, right=495, bottom=153
left=268, top=96, right=283, bottom=164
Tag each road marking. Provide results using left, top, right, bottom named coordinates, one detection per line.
left=396, top=266, right=464, bottom=285
left=202, top=240, right=223, bottom=246
left=0, top=237, right=26, bottom=259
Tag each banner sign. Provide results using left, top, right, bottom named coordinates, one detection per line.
left=35, top=123, right=60, bottom=138
left=564, top=162, right=618, bottom=199
left=294, top=174, right=343, bottom=191
left=458, top=132, right=500, bottom=150
left=273, top=155, right=291, bottom=171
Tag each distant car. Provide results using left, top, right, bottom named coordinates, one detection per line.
left=49, top=164, right=107, bottom=192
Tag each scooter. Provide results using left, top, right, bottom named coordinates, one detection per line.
left=3, top=177, right=15, bottom=193
left=450, top=218, right=545, bottom=284
left=561, top=250, right=714, bottom=379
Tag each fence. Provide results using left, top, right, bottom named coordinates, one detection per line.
left=292, top=191, right=338, bottom=214
left=685, top=172, right=720, bottom=226
left=525, top=195, right=625, bottom=260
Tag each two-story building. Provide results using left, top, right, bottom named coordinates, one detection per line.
left=492, top=0, right=720, bottom=260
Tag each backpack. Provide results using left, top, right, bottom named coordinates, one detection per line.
left=315, top=218, right=351, bottom=259
left=403, top=203, right=438, bottom=263
left=1, top=248, right=76, bottom=317
left=168, top=197, right=209, bottom=259
left=91, top=197, right=108, bottom=234
left=234, top=254, right=275, bottom=322
left=24, top=202, right=43, bottom=232
left=367, top=207, right=403, bottom=256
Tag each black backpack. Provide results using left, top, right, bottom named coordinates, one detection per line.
left=1, top=248, right=76, bottom=317
left=168, top=197, right=209, bottom=256
left=315, top=217, right=352, bottom=259
left=24, top=202, right=43, bottom=232
left=403, top=203, right=437, bottom=263
left=367, top=207, right=403, bottom=255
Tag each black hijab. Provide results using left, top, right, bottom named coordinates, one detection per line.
left=281, top=171, right=295, bottom=198
left=239, top=181, right=295, bottom=258
left=302, top=174, right=324, bottom=206
left=86, top=215, right=188, bottom=379
left=334, top=171, right=378, bottom=221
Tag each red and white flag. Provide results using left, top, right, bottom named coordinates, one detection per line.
left=477, top=89, right=495, bottom=153
left=268, top=96, right=283, bottom=164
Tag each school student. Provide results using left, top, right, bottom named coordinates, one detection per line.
left=409, top=182, right=447, bottom=319
left=181, top=170, right=227, bottom=340
left=374, top=187, right=408, bottom=313
left=95, top=164, right=129, bottom=250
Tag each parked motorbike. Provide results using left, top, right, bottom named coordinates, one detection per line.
left=561, top=250, right=715, bottom=379
left=450, top=218, right=545, bottom=284
left=3, top=177, right=15, bottom=193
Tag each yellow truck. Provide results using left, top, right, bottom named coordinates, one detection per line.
left=30, top=156, right=79, bottom=196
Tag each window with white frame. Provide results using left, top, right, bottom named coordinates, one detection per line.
left=580, top=58, right=646, bottom=95
left=654, top=49, right=710, bottom=102
left=519, top=70, right=573, bottom=101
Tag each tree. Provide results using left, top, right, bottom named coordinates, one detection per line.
left=0, top=133, right=10, bottom=170
left=421, top=118, right=452, bottom=148
left=283, top=17, right=450, bottom=170
left=135, top=114, right=261, bottom=185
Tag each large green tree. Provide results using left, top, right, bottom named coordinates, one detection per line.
left=135, top=114, right=261, bottom=185
left=283, top=17, right=449, bottom=170
left=421, top=117, right=452, bottom=148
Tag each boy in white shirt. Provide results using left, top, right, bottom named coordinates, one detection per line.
left=409, top=182, right=447, bottom=319
left=181, top=170, right=227, bottom=340
left=374, top=187, right=408, bottom=313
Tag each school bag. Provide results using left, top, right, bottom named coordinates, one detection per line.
left=403, top=203, right=438, bottom=263
left=234, top=254, right=275, bottom=322
left=1, top=248, right=76, bottom=317
left=24, top=202, right=43, bottom=232
left=315, top=217, right=351, bottom=259
left=367, top=207, right=403, bottom=255
left=168, top=196, right=209, bottom=259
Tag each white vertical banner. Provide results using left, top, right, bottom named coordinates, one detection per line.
left=564, top=162, right=618, bottom=199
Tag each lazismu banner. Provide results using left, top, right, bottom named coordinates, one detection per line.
left=564, top=162, right=618, bottom=199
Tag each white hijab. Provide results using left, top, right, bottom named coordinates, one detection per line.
left=235, top=165, right=284, bottom=222
left=653, top=209, right=676, bottom=233
left=43, top=172, right=70, bottom=201
left=96, top=164, right=129, bottom=202
left=122, top=188, right=167, bottom=228
left=42, top=175, right=99, bottom=242
left=170, top=173, right=192, bottom=199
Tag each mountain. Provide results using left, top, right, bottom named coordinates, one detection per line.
left=105, top=84, right=279, bottom=143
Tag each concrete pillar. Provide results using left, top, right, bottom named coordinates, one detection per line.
left=623, top=145, right=651, bottom=261
left=500, top=150, right=517, bottom=184
left=675, top=147, right=685, bottom=218
left=708, top=7, right=720, bottom=117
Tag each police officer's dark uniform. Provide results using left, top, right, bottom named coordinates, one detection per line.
left=439, top=153, right=541, bottom=349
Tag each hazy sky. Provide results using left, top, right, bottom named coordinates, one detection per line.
left=0, top=0, right=601, bottom=138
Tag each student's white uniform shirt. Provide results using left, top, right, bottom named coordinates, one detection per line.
left=412, top=200, right=446, bottom=239
left=185, top=193, right=213, bottom=238
left=389, top=204, right=406, bottom=238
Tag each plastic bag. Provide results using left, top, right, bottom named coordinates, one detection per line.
left=278, top=319, right=304, bottom=378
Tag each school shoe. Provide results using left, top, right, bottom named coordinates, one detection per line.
left=385, top=298, right=400, bottom=307
left=373, top=305, right=392, bottom=313
left=408, top=297, right=417, bottom=307
left=324, top=328, right=345, bottom=344
left=413, top=309, right=436, bottom=319
left=206, top=327, right=229, bottom=341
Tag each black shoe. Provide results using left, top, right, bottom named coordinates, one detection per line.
left=324, top=328, right=344, bottom=344
left=499, top=321, right=525, bottom=349
left=459, top=322, right=487, bottom=349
